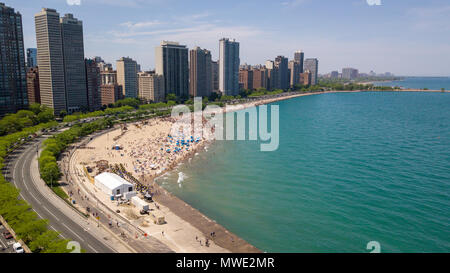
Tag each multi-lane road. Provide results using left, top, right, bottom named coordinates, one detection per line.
left=4, top=136, right=115, bottom=253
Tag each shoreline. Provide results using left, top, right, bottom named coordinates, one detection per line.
left=71, top=89, right=448, bottom=253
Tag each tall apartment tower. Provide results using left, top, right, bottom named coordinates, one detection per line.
left=0, top=3, right=28, bottom=116
left=304, top=58, right=319, bottom=85
left=294, top=50, right=304, bottom=73
left=288, top=60, right=300, bottom=88
left=211, top=61, right=219, bottom=92
left=189, top=47, right=212, bottom=97
left=219, top=38, right=240, bottom=96
left=252, top=67, right=268, bottom=90
left=61, top=14, right=87, bottom=112
left=85, top=59, right=101, bottom=111
left=116, top=57, right=138, bottom=98
left=155, top=41, right=189, bottom=98
left=26, top=48, right=38, bottom=69
left=35, top=8, right=66, bottom=114
left=239, top=69, right=253, bottom=90
left=275, top=56, right=289, bottom=90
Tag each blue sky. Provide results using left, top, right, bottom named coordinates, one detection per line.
left=6, top=0, right=450, bottom=76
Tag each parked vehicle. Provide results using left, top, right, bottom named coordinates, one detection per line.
left=3, top=231, right=13, bottom=240
left=13, top=243, right=24, bottom=253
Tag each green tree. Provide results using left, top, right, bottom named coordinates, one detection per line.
left=29, top=103, right=42, bottom=115
left=37, top=108, right=55, bottom=123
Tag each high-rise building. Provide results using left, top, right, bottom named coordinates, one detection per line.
left=35, top=8, right=66, bottom=114
left=85, top=59, right=101, bottom=111
left=239, top=69, right=253, bottom=90
left=294, top=50, right=304, bottom=73
left=26, top=67, right=40, bottom=104
left=0, top=3, right=28, bottom=116
left=60, top=13, right=87, bottom=112
left=304, top=58, right=319, bottom=85
left=211, top=61, right=219, bottom=93
left=288, top=60, right=300, bottom=88
left=342, top=68, right=359, bottom=80
left=116, top=57, right=138, bottom=98
left=252, top=67, right=268, bottom=90
left=300, top=71, right=312, bottom=86
left=189, top=47, right=212, bottom=97
left=330, top=71, right=339, bottom=79
left=26, top=48, right=38, bottom=69
left=275, top=56, right=289, bottom=90
left=265, top=60, right=279, bottom=90
left=155, top=41, right=189, bottom=98
left=219, top=38, right=240, bottom=96
left=138, top=72, right=165, bottom=103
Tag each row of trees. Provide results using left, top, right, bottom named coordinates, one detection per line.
left=0, top=120, right=71, bottom=253
left=0, top=103, right=55, bottom=136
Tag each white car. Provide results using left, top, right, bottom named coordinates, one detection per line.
left=12, top=243, right=24, bottom=253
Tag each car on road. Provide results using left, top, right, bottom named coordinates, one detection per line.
left=2, top=231, right=13, bottom=240
left=13, top=243, right=24, bottom=253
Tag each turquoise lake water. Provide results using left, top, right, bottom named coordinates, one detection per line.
left=157, top=91, right=450, bottom=253
left=375, top=77, right=450, bottom=90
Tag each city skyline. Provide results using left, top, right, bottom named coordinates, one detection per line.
left=7, top=0, right=450, bottom=76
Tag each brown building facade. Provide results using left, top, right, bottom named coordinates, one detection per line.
left=100, top=84, right=122, bottom=106
left=239, top=69, right=253, bottom=90
left=300, top=71, right=312, bottom=86
left=26, top=67, right=40, bottom=104
left=252, top=68, right=268, bottom=90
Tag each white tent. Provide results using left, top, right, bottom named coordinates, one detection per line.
left=94, top=172, right=134, bottom=197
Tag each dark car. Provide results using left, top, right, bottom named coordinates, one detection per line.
left=3, top=231, right=13, bottom=240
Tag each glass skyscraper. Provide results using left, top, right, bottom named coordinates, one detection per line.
left=0, top=3, right=28, bottom=116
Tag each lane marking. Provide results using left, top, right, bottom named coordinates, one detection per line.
left=87, top=244, right=98, bottom=253
left=43, top=206, right=59, bottom=221
left=61, top=223, right=85, bottom=242
left=33, top=209, right=44, bottom=219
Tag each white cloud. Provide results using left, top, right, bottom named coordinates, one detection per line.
left=281, top=0, right=307, bottom=7
left=120, top=20, right=163, bottom=29
left=67, top=0, right=81, bottom=5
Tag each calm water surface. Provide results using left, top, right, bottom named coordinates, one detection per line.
left=157, top=91, right=450, bottom=253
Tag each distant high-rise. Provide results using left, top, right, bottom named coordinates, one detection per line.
left=219, top=38, right=240, bottom=96
left=35, top=8, right=66, bottom=114
left=155, top=41, right=189, bottom=98
left=239, top=69, right=253, bottom=91
left=189, top=47, right=212, bottom=97
left=85, top=59, right=101, bottom=111
left=288, top=60, right=300, bottom=88
left=330, top=71, right=339, bottom=79
left=211, top=61, right=219, bottom=93
left=26, top=48, right=38, bottom=69
left=275, top=56, right=289, bottom=90
left=294, top=50, right=304, bottom=73
left=61, top=13, right=87, bottom=112
left=265, top=60, right=279, bottom=90
left=27, top=67, right=40, bottom=104
left=138, top=72, right=165, bottom=103
left=342, top=68, right=359, bottom=80
left=116, top=57, right=138, bottom=98
left=252, top=67, right=268, bottom=90
left=304, top=58, right=319, bottom=85
left=300, top=72, right=312, bottom=86
left=0, top=3, right=28, bottom=116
